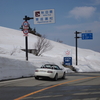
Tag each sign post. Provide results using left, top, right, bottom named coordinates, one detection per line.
left=21, top=9, right=54, bottom=60
left=74, top=30, right=93, bottom=65
left=22, top=16, right=33, bottom=61
left=22, top=20, right=29, bottom=61
left=74, top=31, right=81, bottom=65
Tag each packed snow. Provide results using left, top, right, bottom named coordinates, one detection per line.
left=0, top=26, right=100, bottom=81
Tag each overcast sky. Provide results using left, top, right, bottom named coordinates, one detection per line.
left=0, top=0, right=100, bottom=52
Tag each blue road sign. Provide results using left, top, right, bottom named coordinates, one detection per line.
left=23, top=21, right=29, bottom=27
left=64, top=57, right=72, bottom=66
left=23, top=29, right=28, bottom=35
left=82, top=33, right=93, bottom=40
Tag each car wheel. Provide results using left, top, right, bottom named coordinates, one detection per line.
left=54, top=73, right=58, bottom=81
left=62, top=72, right=66, bottom=79
left=35, top=76, right=39, bottom=80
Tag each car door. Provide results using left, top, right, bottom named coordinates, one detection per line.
left=53, top=65, right=63, bottom=78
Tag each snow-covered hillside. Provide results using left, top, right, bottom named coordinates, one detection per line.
left=0, top=26, right=100, bottom=81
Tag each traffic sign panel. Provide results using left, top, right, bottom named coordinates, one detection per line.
left=65, top=49, right=72, bottom=57
left=23, top=21, right=29, bottom=27
left=23, top=29, right=28, bottom=35
left=34, top=9, right=55, bottom=24
left=81, top=33, right=93, bottom=40
left=64, top=57, right=72, bottom=66
left=23, top=26, right=29, bottom=30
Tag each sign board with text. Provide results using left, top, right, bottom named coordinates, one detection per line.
left=81, top=33, right=93, bottom=40
left=64, top=57, right=72, bottom=66
left=34, top=9, right=55, bottom=24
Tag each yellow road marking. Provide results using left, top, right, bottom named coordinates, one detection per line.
left=14, top=76, right=100, bottom=100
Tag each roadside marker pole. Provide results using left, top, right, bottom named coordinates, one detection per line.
left=74, top=30, right=93, bottom=65
left=22, top=16, right=33, bottom=61
left=74, top=31, right=81, bottom=65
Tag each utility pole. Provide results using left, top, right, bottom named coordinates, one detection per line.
left=23, top=15, right=33, bottom=61
left=75, top=31, right=81, bottom=65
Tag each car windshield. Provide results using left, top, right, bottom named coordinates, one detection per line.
left=41, top=64, right=53, bottom=69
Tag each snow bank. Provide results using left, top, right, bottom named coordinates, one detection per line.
left=0, top=56, right=35, bottom=80
left=0, top=26, right=100, bottom=80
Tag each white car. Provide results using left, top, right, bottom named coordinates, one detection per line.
left=34, top=64, right=66, bottom=81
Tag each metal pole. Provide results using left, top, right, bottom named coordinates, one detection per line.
left=24, top=16, right=28, bottom=61
left=23, top=15, right=34, bottom=61
left=25, top=36, right=28, bottom=61
left=75, top=31, right=78, bottom=65
left=75, top=31, right=81, bottom=65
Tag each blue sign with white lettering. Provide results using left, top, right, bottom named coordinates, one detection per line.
left=64, top=57, right=72, bottom=66
left=82, top=33, right=93, bottom=40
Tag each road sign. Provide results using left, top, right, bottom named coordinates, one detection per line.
left=23, top=21, right=29, bottom=27
left=65, top=49, right=72, bottom=57
left=22, top=21, right=29, bottom=36
left=81, top=33, right=93, bottom=40
left=23, top=29, right=28, bottom=35
left=34, top=9, right=55, bottom=24
left=23, top=26, right=29, bottom=30
left=64, top=57, right=72, bottom=66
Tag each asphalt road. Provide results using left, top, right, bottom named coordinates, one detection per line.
left=0, top=73, right=100, bottom=100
